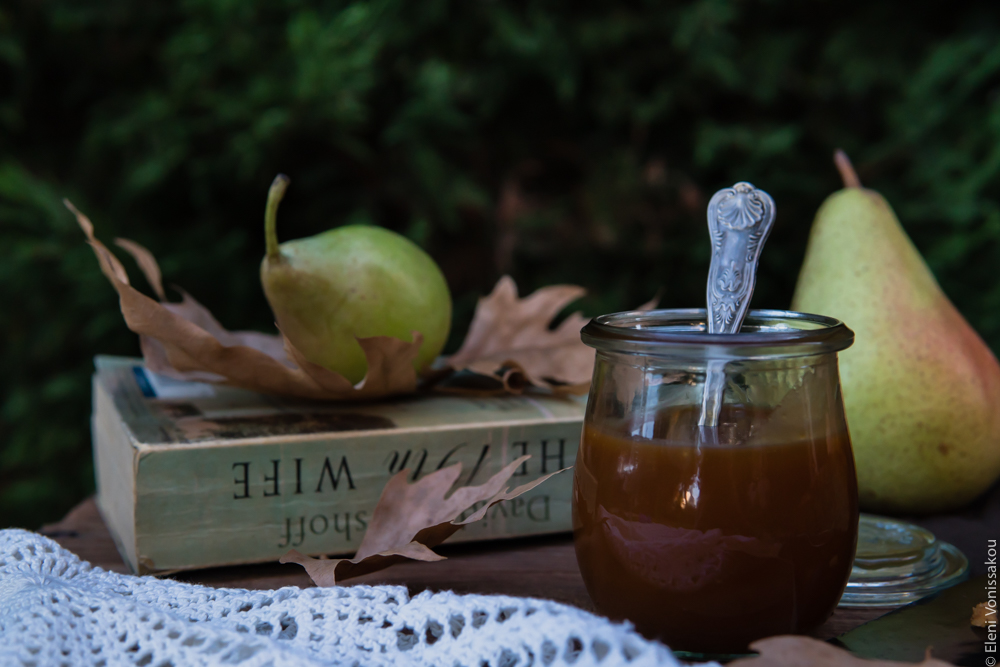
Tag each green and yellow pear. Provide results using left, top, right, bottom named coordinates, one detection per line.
left=792, top=151, right=1000, bottom=513
left=260, top=175, right=452, bottom=384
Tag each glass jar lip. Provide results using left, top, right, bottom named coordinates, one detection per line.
left=581, top=308, right=854, bottom=359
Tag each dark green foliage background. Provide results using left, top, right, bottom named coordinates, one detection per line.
left=3, top=0, right=1000, bottom=528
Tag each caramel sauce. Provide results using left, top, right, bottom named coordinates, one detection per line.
left=572, top=404, right=858, bottom=653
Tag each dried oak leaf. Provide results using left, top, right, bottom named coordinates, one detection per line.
left=281, top=455, right=563, bottom=585
left=443, top=276, right=658, bottom=395
left=730, top=636, right=955, bottom=667
left=973, top=601, right=993, bottom=627
left=443, top=276, right=593, bottom=394
left=71, top=201, right=422, bottom=400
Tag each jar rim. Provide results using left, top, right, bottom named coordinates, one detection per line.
left=581, top=308, right=854, bottom=359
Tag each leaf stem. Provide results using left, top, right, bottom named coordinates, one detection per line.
left=265, top=174, right=291, bottom=261
left=833, top=150, right=863, bottom=188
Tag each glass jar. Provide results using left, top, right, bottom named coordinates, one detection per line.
left=573, top=309, right=858, bottom=655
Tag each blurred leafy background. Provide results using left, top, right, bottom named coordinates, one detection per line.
left=3, top=0, right=1000, bottom=529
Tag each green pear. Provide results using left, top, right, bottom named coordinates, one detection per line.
left=791, top=151, right=1000, bottom=513
left=260, top=175, right=452, bottom=384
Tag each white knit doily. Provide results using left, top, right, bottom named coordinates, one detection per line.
left=0, top=529, right=691, bottom=667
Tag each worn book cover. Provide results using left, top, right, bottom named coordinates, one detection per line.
left=91, top=356, right=584, bottom=574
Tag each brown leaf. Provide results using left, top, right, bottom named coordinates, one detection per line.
left=635, top=291, right=661, bottom=312
left=730, top=636, right=956, bottom=667
left=443, top=276, right=658, bottom=394
left=445, top=276, right=592, bottom=393
left=114, top=238, right=166, bottom=300
left=280, top=454, right=565, bottom=585
left=71, top=201, right=421, bottom=401
left=972, top=601, right=992, bottom=627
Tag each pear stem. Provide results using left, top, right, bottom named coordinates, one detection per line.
left=834, top=149, right=863, bottom=188
left=265, top=174, right=291, bottom=261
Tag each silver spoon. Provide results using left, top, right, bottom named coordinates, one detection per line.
left=698, top=182, right=776, bottom=428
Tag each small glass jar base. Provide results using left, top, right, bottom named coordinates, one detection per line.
left=838, top=514, right=969, bottom=608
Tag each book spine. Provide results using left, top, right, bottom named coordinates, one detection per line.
left=127, top=421, right=579, bottom=572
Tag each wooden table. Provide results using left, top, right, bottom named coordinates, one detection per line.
left=41, top=497, right=892, bottom=643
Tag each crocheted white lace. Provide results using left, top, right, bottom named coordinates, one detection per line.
left=0, top=529, right=693, bottom=667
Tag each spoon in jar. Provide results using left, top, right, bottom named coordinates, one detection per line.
left=698, top=182, right=776, bottom=429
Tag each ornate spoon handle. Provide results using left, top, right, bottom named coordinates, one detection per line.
left=699, top=182, right=776, bottom=428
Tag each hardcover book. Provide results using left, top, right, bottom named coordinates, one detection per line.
left=91, top=356, right=583, bottom=574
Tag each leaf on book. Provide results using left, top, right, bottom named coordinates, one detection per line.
left=729, top=636, right=956, bottom=667
left=280, top=455, right=563, bottom=585
left=77, top=202, right=656, bottom=401
left=70, top=201, right=422, bottom=400
left=442, top=276, right=592, bottom=394
left=442, top=276, right=656, bottom=395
